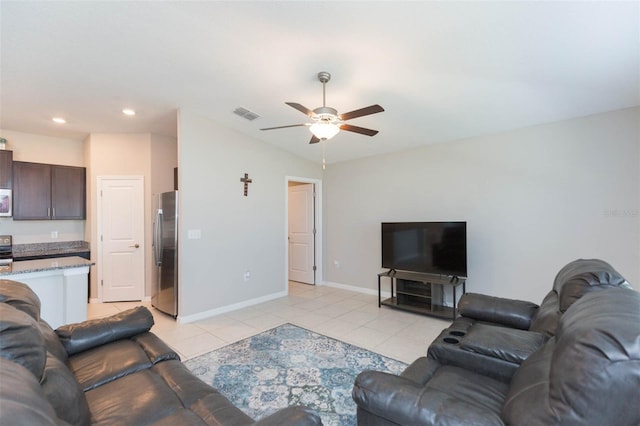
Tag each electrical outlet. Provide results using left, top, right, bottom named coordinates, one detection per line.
left=334, top=260, right=340, bottom=268
left=187, top=229, right=202, bottom=239
left=51, top=231, right=58, bottom=239
left=244, top=270, right=251, bottom=282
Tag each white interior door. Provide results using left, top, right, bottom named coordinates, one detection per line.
left=99, top=177, right=145, bottom=301
left=288, top=183, right=315, bottom=284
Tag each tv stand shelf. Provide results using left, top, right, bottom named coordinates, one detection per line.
left=378, top=270, right=466, bottom=320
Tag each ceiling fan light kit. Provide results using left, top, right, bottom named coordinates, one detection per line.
left=261, top=71, right=384, bottom=146
left=310, top=122, right=340, bottom=140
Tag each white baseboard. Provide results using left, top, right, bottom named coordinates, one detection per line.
left=89, top=296, right=152, bottom=304
left=177, top=290, right=288, bottom=324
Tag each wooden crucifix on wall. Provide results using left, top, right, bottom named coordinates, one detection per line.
left=240, top=173, right=253, bottom=196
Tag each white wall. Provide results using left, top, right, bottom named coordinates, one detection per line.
left=178, top=110, right=322, bottom=319
left=0, top=129, right=85, bottom=243
left=323, top=107, right=640, bottom=303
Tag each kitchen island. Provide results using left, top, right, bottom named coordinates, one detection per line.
left=0, top=256, right=93, bottom=328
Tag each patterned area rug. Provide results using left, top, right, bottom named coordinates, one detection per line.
left=184, top=323, right=407, bottom=426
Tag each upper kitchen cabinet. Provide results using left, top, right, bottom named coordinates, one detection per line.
left=13, top=161, right=86, bottom=220
left=0, top=150, right=12, bottom=188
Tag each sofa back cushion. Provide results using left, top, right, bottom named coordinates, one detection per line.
left=0, top=279, right=41, bottom=321
left=39, top=319, right=68, bottom=363
left=41, top=352, right=91, bottom=426
left=502, top=288, right=640, bottom=425
left=552, top=259, right=630, bottom=312
left=0, top=357, right=61, bottom=426
left=0, top=303, right=46, bottom=380
left=528, top=291, right=560, bottom=335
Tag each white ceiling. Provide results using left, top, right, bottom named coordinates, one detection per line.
left=1, top=1, right=638, bottom=165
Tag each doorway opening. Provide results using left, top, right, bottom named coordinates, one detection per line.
left=286, top=176, right=322, bottom=287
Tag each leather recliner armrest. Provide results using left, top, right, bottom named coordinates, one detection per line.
left=458, top=293, right=539, bottom=330
left=56, top=306, right=154, bottom=356
left=252, top=406, right=323, bottom=426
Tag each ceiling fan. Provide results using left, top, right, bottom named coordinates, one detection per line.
left=260, top=71, right=384, bottom=144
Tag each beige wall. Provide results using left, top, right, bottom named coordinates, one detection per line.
left=4, top=106, right=637, bottom=317
left=84, top=133, right=177, bottom=300
left=0, top=129, right=84, bottom=166
left=178, top=109, right=322, bottom=320
left=0, top=129, right=85, bottom=243
left=323, top=107, right=640, bottom=304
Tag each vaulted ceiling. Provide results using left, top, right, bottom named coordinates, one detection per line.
left=1, top=1, right=638, bottom=165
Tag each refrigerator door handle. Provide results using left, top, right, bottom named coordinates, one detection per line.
left=153, top=208, right=163, bottom=266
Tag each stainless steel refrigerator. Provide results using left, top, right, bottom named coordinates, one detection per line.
left=152, top=191, right=178, bottom=317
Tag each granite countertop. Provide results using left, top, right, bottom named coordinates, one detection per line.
left=0, top=256, right=94, bottom=276
left=12, top=241, right=90, bottom=259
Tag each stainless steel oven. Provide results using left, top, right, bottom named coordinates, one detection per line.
left=0, top=235, right=13, bottom=265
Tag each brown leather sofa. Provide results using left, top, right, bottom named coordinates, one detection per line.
left=427, top=258, right=632, bottom=381
left=0, top=279, right=322, bottom=426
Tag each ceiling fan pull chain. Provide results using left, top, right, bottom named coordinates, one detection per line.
left=322, top=139, right=326, bottom=170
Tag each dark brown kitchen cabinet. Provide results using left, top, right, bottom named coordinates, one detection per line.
left=13, top=161, right=86, bottom=220
left=0, top=150, right=12, bottom=188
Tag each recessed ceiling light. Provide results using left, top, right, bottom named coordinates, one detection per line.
left=52, top=117, right=66, bottom=124
left=122, top=109, right=136, bottom=116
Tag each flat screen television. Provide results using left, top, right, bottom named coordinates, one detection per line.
left=381, top=222, right=467, bottom=277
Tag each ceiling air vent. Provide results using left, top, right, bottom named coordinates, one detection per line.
left=233, top=107, right=260, bottom=121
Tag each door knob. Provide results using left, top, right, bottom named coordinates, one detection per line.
left=130, top=244, right=140, bottom=248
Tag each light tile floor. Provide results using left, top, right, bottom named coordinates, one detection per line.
left=87, top=281, right=452, bottom=364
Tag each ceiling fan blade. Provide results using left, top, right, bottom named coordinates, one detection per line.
left=260, top=124, right=308, bottom=131
left=339, top=104, right=384, bottom=121
left=309, top=135, right=321, bottom=144
left=286, top=102, right=314, bottom=117
left=340, top=123, right=379, bottom=137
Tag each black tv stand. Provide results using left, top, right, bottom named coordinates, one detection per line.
left=378, top=270, right=466, bottom=320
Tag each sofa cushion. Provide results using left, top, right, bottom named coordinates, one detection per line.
left=68, top=338, right=154, bottom=391
left=0, top=279, right=41, bottom=321
left=501, top=340, right=554, bottom=424
left=353, top=359, right=508, bottom=426
left=41, top=352, right=91, bottom=426
left=0, top=303, right=46, bottom=380
left=426, top=365, right=509, bottom=419
left=0, top=357, right=61, bottom=426
left=503, top=288, right=640, bottom=426
left=56, top=306, right=154, bottom=355
left=85, top=368, right=199, bottom=425
left=154, top=360, right=255, bottom=425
